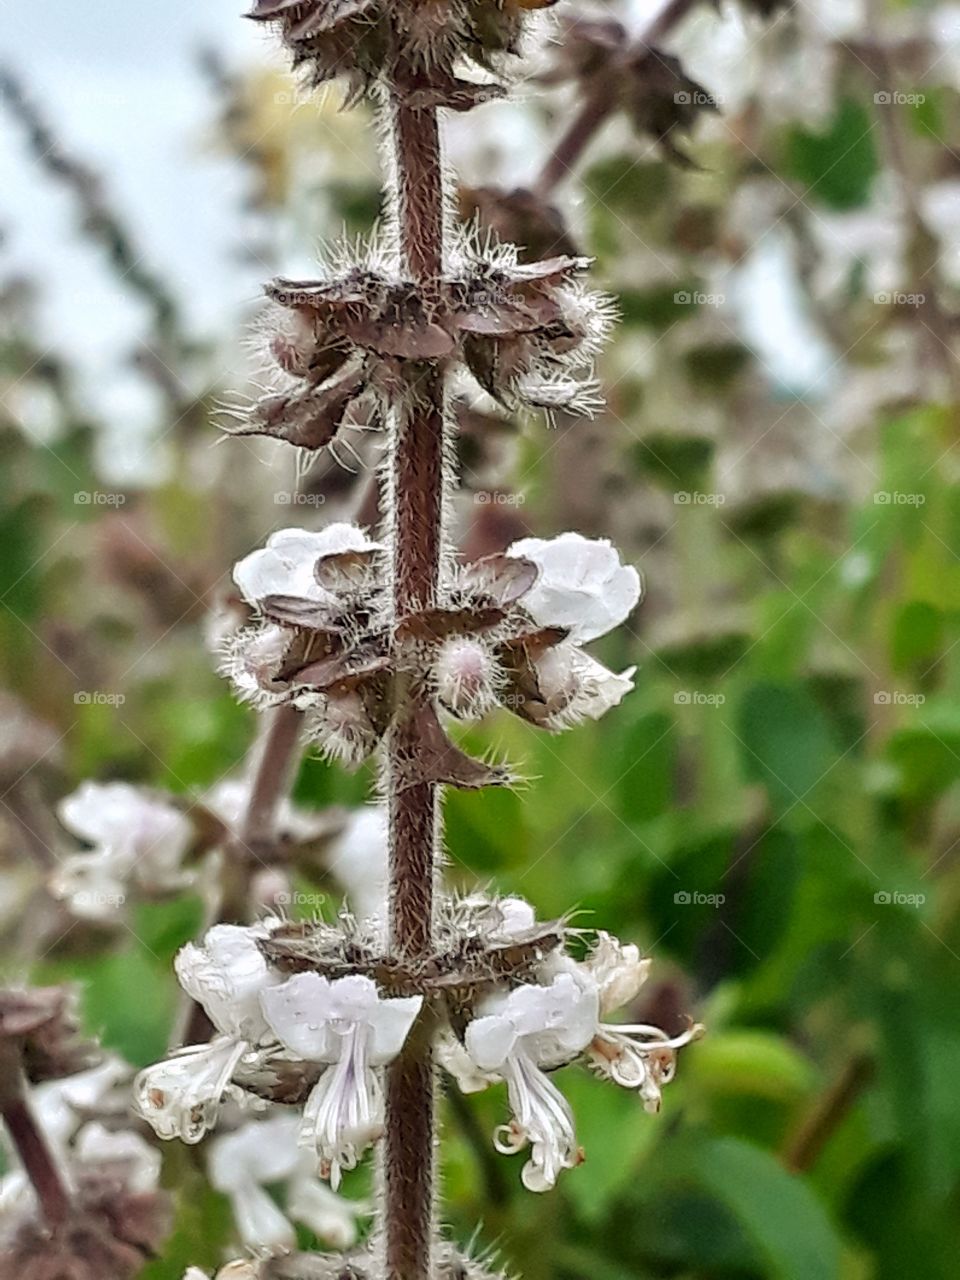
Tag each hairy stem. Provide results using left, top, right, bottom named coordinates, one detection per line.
left=0, top=1043, right=72, bottom=1228
left=383, top=87, right=446, bottom=1280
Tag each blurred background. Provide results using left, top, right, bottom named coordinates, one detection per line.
left=3, top=0, right=960, bottom=1276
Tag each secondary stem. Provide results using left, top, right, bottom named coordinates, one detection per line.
left=534, top=0, right=703, bottom=197
left=535, top=87, right=615, bottom=198
left=0, top=1043, right=72, bottom=1229
left=174, top=703, right=303, bottom=1050
left=239, top=702, right=302, bottom=850
left=383, top=87, right=446, bottom=1280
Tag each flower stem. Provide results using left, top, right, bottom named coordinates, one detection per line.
left=0, top=1043, right=72, bottom=1228
left=383, top=87, right=446, bottom=1280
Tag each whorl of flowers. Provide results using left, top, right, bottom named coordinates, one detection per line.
left=542, top=15, right=720, bottom=166
left=245, top=0, right=553, bottom=105
left=0, top=989, right=172, bottom=1280
left=226, top=236, right=614, bottom=460
left=48, top=771, right=379, bottom=923
left=131, top=898, right=700, bottom=1200
left=220, top=523, right=640, bottom=781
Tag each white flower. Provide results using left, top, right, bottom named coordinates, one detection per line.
left=325, top=807, right=389, bottom=923
left=33, top=1056, right=131, bottom=1147
left=206, top=778, right=335, bottom=845
left=464, top=974, right=599, bottom=1192
left=587, top=1019, right=701, bottom=1114
left=286, top=1170, right=363, bottom=1249
left=233, top=525, right=381, bottom=610
left=578, top=933, right=702, bottom=1113
left=53, top=781, right=193, bottom=918
left=492, top=897, right=537, bottom=938
left=208, top=1114, right=364, bottom=1252
left=534, top=644, right=635, bottom=726
left=507, top=533, right=641, bottom=643
left=582, top=932, right=650, bottom=1017
left=74, top=1122, right=161, bottom=1193
left=134, top=924, right=279, bottom=1144
left=260, top=973, right=422, bottom=1188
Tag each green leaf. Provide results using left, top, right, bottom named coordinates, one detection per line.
left=784, top=98, right=879, bottom=209
left=738, top=683, right=836, bottom=813
left=685, top=1136, right=841, bottom=1280
left=689, top=1030, right=816, bottom=1102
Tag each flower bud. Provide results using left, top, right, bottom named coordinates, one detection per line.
left=435, top=637, right=499, bottom=720
left=304, top=689, right=380, bottom=769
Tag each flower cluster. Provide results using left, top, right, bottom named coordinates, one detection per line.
left=133, top=901, right=698, bottom=1205
left=229, top=237, right=612, bottom=459
left=0, top=1027, right=171, bottom=1280
left=133, top=923, right=422, bottom=1189
left=49, top=773, right=385, bottom=923
left=206, top=1113, right=366, bottom=1251
left=222, top=523, right=640, bottom=776
left=245, top=0, right=547, bottom=105
left=52, top=782, right=194, bottom=921
left=544, top=16, right=719, bottom=167
left=439, top=911, right=701, bottom=1193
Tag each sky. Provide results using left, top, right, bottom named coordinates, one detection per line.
left=1, top=0, right=271, bottom=474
